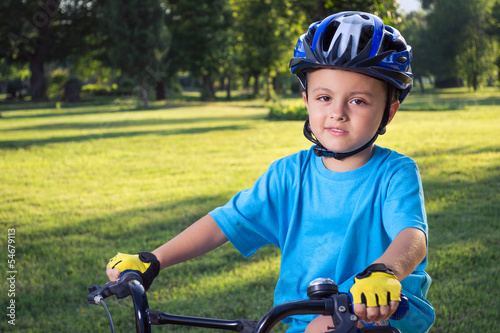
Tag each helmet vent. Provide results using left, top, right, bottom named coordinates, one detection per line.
left=358, top=25, right=374, bottom=54
left=322, top=21, right=340, bottom=52
left=381, top=34, right=406, bottom=53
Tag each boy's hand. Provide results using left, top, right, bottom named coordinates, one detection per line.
left=106, top=252, right=160, bottom=291
left=349, top=263, right=401, bottom=324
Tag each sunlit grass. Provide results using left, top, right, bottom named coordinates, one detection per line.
left=0, top=88, right=499, bottom=332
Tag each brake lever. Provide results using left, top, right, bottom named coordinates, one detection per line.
left=87, top=271, right=143, bottom=304
left=327, top=293, right=360, bottom=333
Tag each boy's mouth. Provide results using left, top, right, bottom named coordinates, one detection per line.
left=326, top=127, right=348, bottom=135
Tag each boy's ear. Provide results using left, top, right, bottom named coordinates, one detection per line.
left=386, top=100, right=400, bottom=125
left=302, top=91, right=309, bottom=111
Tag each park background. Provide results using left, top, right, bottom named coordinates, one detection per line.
left=1, top=0, right=499, bottom=332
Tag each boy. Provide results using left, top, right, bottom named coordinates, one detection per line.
left=106, top=11, right=435, bottom=333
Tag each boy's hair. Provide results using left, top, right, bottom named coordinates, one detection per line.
left=291, top=11, right=413, bottom=160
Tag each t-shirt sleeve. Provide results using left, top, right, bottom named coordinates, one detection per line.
left=209, top=162, right=282, bottom=257
left=382, top=160, right=428, bottom=241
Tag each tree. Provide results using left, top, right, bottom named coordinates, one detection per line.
left=0, top=0, right=102, bottom=101
left=291, top=0, right=400, bottom=23
left=230, top=0, right=314, bottom=99
left=151, top=23, right=172, bottom=101
left=0, top=1, right=56, bottom=100
left=400, top=11, right=433, bottom=92
left=487, top=0, right=500, bottom=84
left=231, top=0, right=284, bottom=98
left=421, top=0, right=498, bottom=89
left=102, top=0, right=164, bottom=107
left=422, top=0, right=466, bottom=86
left=457, top=0, right=498, bottom=90
left=165, top=0, right=233, bottom=101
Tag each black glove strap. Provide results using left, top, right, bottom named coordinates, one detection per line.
left=356, top=263, right=395, bottom=279
left=137, top=252, right=160, bottom=291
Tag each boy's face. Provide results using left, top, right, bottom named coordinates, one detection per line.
left=303, top=69, right=398, bottom=156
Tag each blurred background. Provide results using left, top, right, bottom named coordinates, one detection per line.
left=1, top=0, right=498, bottom=105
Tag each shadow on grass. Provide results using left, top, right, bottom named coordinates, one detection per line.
left=0, top=101, right=201, bottom=119
left=0, top=124, right=250, bottom=150
left=5, top=114, right=266, bottom=132
left=0, top=97, right=118, bottom=111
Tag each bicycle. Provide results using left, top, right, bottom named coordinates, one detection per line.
left=87, top=271, right=409, bottom=333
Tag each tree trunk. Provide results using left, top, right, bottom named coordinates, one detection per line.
left=28, top=18, right=51, bottom=101
left=155, top=80, right=166, bottom=100
left=219, top=77, right=225, bottom=91
left=265, top=74, right=273, bottom=101
left=472, top=71, right=478, bottom=91
left=226, top=75, right=231, bottom=100
left=273, top=76, right=280, bottom=95
left=317, top=1, right=327, bottom=20
left=253, top=74, right=259, bottom=98
left=201, top=73, right=215, bottom=101
left=29, top=56, right=47, bottom=101
left=141, top=86, right=149, bottom=108
left=417, top=77, right=425, bottom=93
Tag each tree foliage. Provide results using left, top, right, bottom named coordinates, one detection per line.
left=231, top=0, right=299, bottom=98
left=102, top=0, right=164, bottom=106
left=419, top=0, right=499, bottom=88
left=456, top=0, right=498, bottom=90
left=0, top=0, right=101, bottom=100
left=399, top=11, right=431, bottom=92
left=165, top=0, right=233, bottom=101
left=488, top=0, right=500, bottom=83
left=1, top=0, right=499, bottom=101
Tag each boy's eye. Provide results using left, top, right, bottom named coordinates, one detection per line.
left=351, top=99, right=366, bottom=105
left=317, top=96, right=331, bottom=102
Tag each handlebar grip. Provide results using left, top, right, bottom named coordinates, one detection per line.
left=390, top=294, right=409, bottom=320
left=119, top=269, right=139, bottom=279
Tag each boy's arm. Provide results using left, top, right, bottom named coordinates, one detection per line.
left=352, top=227, right=427, bottom=324
left=373, top=227, right=427, bottom=281
left=106, top=215, right=228, bottom=280
left=153, top=214, right=228, bottom=270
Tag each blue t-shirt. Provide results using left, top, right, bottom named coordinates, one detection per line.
left=210, top=146, right=435, bottom=333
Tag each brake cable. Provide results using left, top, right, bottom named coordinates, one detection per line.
left=94, top=295, right=115, bottom=333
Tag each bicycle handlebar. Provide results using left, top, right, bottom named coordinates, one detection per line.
left=87, top=272, right=408, bottom=333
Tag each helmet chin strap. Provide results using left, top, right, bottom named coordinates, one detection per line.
left=303, top=88, right=392, bottom=160
left=303, top=119, right=383, bottom=160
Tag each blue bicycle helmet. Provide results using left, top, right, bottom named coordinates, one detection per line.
left=290, top=11, right=413, bottom=102
left=290, top=11, right=413, bottom=160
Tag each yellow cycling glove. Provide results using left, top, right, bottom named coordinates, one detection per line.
left=107, top=252, right=160, bottom=291
left=349, top=263, right=401, bottom=307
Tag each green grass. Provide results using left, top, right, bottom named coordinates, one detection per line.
left=0, top=88, right=499, bottom=332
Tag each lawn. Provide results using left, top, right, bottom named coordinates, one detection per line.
left=0, top=88, right=499, bottom=332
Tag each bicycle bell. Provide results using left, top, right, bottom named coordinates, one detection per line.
left=307, top=278, right=338, bottom=299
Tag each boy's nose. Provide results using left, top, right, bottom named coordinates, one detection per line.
left=329, top=104, right=347, bottom=121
